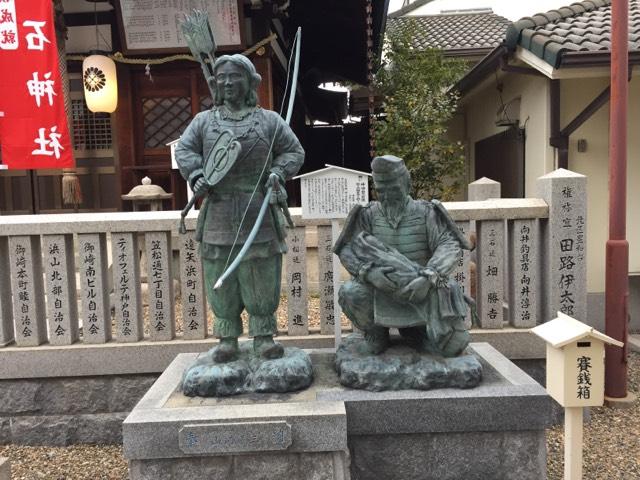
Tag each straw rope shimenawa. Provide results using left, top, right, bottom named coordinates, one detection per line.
left=65, top=33, right=277, bottom=65
left=59, top=24, right=275, bottom=207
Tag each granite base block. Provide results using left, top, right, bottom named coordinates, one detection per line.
left=125, top=353, right=349, bottom=479
left=0, top=375, right=157, bottom=416
left=0, top=374, right=157, bottom=446
left=124, top=344, right=553, bottom=480
left=130, top=452, right=346, bottom=480
left=9, top=412, right=128, bottom=446
left=350, top=430, right=545, bottom=480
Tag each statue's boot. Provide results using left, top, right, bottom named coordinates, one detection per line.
left=212, top=337, right=239, bottom=363
left=422, top=324, right=470, bottom=358
left=253, top=335, right=284, bottom=359
left=363, top=328, right=389, bottom=355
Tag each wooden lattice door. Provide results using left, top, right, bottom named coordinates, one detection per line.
left=116, top=57, right=273, bottom=211
left=124, top=67, right=208, bottom=210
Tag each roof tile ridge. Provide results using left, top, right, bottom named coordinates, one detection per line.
left=505, top=0, right=611, bottom=50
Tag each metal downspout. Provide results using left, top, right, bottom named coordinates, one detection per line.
left=605, top=0, right=629, bottom=399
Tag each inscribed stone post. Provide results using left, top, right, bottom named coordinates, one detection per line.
left=285, top=227, right=308, bottom=336
left=468, top=177, right=509, bottom=305
left=43, top=234, right=79, bottom=345
left=78, top=233, right=111, bottom=343
left=476, top=220, right=504, bottom=328
left=468, top=177, right=501, bottom=202
left=317, top=225, right=336, bottom=335
left=452, top=221, right=472, bottom=328
left=8, top=235, right=46, bottom=346
left=111, top=233, right=143, bottom=341
left=179, top=232, right=207, bottom=340
left=145, top=232, right=175, bottom=341
left=0, top=238, right=14, bottom=346
left=508, top=219, right=539, bottom=327
left=537, top=169, right=587, bottom=323
left=331, top=219, right=343, bottom=344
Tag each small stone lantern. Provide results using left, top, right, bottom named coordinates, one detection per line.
left=121, top=177, right=173, bottom=212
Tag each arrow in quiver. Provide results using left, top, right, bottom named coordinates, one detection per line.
left=181, top=10, right=217, bottom=93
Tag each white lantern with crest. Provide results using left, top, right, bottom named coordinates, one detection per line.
left=82, top=0, right=117, bottom=113
left=82, top=52, right=117, bottom=113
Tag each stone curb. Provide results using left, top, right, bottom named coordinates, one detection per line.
left=0, top=457, right=10, bottom=480
left=0, top=330, right=546, bottom=379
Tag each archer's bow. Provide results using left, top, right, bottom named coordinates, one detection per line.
left=214, top=27, right=301, bottom=290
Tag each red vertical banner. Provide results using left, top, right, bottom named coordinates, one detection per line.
left=0, top=0, right=73, bottom=169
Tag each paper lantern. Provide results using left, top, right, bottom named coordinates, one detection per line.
left=82, top=54, right=117, bottom=113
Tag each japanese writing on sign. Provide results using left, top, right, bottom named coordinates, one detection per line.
left=82, top=241, right=100, bottom=336
left=0, top=0, right=73, bottom=169
left=576, top=355, right=592, bottom=400
left=518, top=223, right=534, bottom=325
left=14, top=243, right=32, bottom=338
left=558, top=186, right=580, bottom=317
left=183, top=238, right=200, bottom=332
left=286, top=228, right=308, bottom=334
left=299, top=168, right=370, bottom=219
left=150, top=240, right=166, bottom=333
left=119, top=0, right=241, bottom=51
left=317, top=226, right=336, bottom=334
left=48, top=241, right=66, bottom=337
left=116, top=237, right=133, bottom=336
left=484, top=227, right=500, bottom=324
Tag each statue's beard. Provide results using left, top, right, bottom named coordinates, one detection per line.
left=380, top=197, right=408, bottom=228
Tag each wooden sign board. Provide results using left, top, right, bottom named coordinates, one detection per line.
left=294, top=165, right=370, bottom=220
left=532, top=312, right=623, bottom=408
left=115, top=0, right=244, bottom=54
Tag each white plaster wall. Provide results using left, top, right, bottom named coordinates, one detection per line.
left=561, top=78, right=609, bottom=292
left=461, top=73, right=554, bottom=197
left=562, top=77, right=640, bottom=291
left=460, top=73, right=640, bottom=292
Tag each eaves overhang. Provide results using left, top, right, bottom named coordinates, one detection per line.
left=453, top=45, right=507, bottom=95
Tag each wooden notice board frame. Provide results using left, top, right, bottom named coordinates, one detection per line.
left=114, top=0, right=245, bottom=55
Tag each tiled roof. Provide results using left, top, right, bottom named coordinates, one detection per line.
left=506, top=0, right=640, bottom=67
left=387, top=13, right=511, bottom=53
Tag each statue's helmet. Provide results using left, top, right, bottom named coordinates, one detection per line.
left=371, top=155, right=411, bottom=191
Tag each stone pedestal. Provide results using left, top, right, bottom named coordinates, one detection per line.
left=124, top=354, right=349, bottom=480
left=124, top=344, right=554, bottom=480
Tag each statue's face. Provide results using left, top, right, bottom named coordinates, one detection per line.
left=215, top=62, right=250, bottom=108
left=374, top=178, right=407, bottom=207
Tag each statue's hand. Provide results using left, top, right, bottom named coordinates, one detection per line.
left=365, top=265, right=397, bottom=292
left=396, top=276, right=432, bottom=303
left=193, top=177, right=209, bottom=197
left=266, top=172, right=287, bottom=205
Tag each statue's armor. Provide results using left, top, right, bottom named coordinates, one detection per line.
left=198, top=109, right=277, bottom=246
left=370, top=202, right=430, bottom=266
left=211, top=114, right=270, bottom=194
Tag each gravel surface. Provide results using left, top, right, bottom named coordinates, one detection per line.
left=1, top=298, right=638, bottom=479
